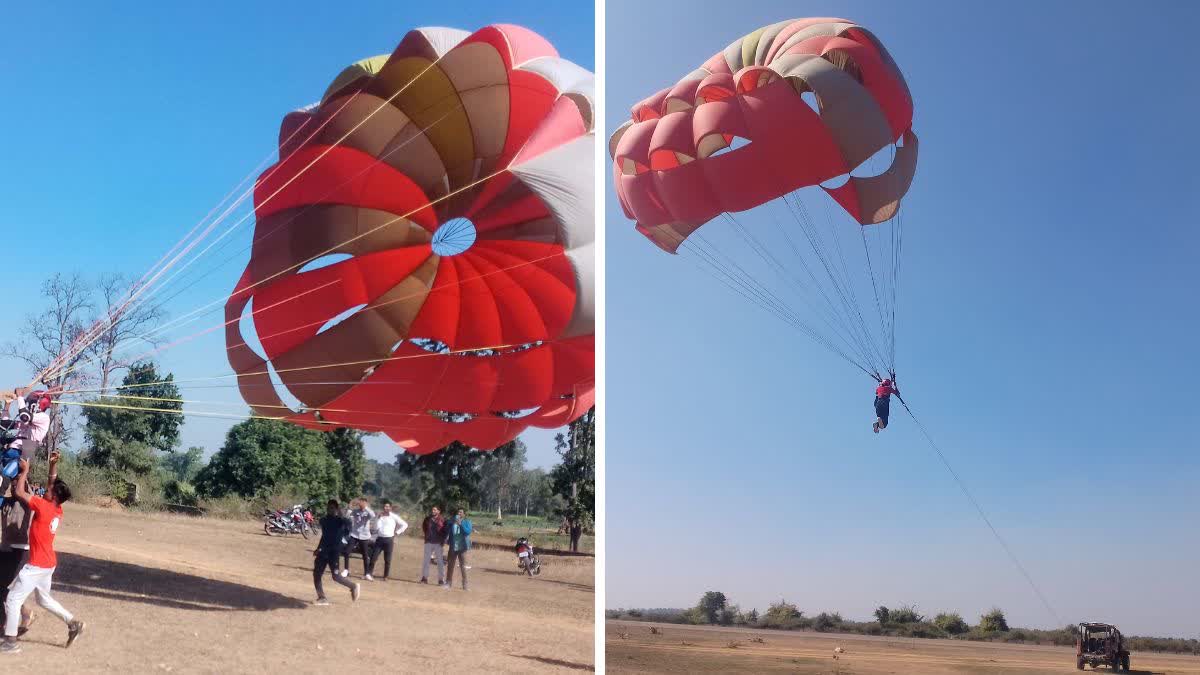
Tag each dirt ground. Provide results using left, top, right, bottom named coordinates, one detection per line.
left=607, top=621, right=1200, bottom=675
left=4, top=504, right=594, bottom=673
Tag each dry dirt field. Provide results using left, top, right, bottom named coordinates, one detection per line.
left=607, top=620, right=1200, bottom=675
left=5, top=504, right=594, bottom=673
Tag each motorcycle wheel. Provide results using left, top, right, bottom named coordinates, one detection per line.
left=301, top=524, right=311, bottom=540
left=264, top=522, right=277, bottom=537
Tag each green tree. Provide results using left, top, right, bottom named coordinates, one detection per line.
left=745, top=608, right=760, bottom=625
left=933, top=612, right=969, bottom=635
left=395, top=441, right=489, bottom=511
left=761, top=601, right=804, bottom=628
left=194, top=417, right=341, bottom=501
left=324, top=428, right=367, bottom=502
left=888, top=605, right=924, bottom=624
left=82, top=362, right=183, bottom=475
left=479, top=439, right=526, bottom=520
left=874, top=606, right=891, bottom=625
left=694, top=591, right=727, bottom=624
left=161, top=446, right=205, bottom=483
left=979, top=608, right=1010, bottom=632
left=550, top=407, right=595, bottom=525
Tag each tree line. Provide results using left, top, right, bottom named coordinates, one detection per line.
left=607, top=592, right=1200, bottom=654
left=8, top=273, right=594, bottom=526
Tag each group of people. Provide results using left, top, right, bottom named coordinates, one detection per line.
left=0, top=389, right=84, bottom=655
left=310, top=499, right=473, bottom=604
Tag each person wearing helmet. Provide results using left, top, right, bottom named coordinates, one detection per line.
left=873, top=378, right=899, bottom=433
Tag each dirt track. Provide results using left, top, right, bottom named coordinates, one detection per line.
left=6, top=504, right=594, bottom=673
left=607, top=621, right=1200, bottom=674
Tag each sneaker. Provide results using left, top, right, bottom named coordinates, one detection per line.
left=872, top=421, right=879, bottom=434
left=314, top=598, right=330, bottom=606
left=16, top=613, right=36, bottom=637
left=364, top=574, right=374, bottom=581
left=66, top=620, right=85, bottom=648
left=0, top=641, right=20, bottom=655
left=464, top=566, right=472, bottom=570
left=443, top=583, right=451, bottom=590
left=340, top=569, right=349, bottom=578
left=351, top=583, right=361, bottom=602
left=419, top=577, right=428, bottom=584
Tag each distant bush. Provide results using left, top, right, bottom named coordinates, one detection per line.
left=979, top=608, right=1009, bottom=633
left=889, top=605, right=924, bottom=624
left=933, top=612, right=969, bottom=635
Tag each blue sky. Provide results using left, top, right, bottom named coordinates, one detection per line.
left=0, top=2, right=594, bottom=469
left=605, top=0, right=1200, bottom=636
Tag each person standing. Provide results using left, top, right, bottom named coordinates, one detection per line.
left=1, top=452, right=84, bottom=654
left=367, top=500, right=407, bottom=581
left=312, top=499, right=360, bottom=605
left=419, top=505, right=446, bottom=585
left=342, top=498, right=375, bottom=579
left=444, top=508, right=472, bottom=591
left=569, top=519, right=583, bottom=553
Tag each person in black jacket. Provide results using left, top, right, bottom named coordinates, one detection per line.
left=312, top=499, right=360, bottom=605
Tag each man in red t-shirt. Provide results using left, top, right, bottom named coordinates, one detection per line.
left=873, top=378, right=899, bottom=434
left=0, top=451, right=84, bottom=654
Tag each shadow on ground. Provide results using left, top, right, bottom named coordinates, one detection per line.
left=54, top=552, right=308, bottom=612
left=479, top=567, right=593, bottom=592
left=510, top=654, right=594, bottom=671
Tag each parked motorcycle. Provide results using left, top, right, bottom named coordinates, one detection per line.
left=515, top=537, right=541, bottom=576
left=263, top=504, right=314, bottom=539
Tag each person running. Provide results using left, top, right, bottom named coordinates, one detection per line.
left=0, top=388, right=51, bottom=638
left=342, top=497, right=375, bottom=579
left=419, top=505, right=447, bottom=585
left=1, top=452, right=83, bottom=654
left=873, top=378, right=899, bottom=433
left=312, top=499, right=360, bottom=606
left=444, top=508, right=472, bottom=591
left=368, top=500, right=407, bottom=581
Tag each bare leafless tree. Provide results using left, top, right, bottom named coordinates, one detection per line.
left=87, top=273, right=168, bottom=395
left=1, top=273, right=94, bottom=454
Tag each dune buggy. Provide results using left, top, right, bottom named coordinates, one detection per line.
left=1076, top=622, right=1130, bottom=672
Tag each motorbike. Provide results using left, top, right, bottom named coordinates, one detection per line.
left=263, top=504, right=315, bottom=539
left=514, top=537, right=541, bottom=576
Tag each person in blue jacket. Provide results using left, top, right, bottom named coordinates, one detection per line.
left=444, top=508, right=472, bottom=591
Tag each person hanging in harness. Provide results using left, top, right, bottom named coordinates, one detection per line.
left=0, top=387, right=54, bottom=638
left=873, top=378, right=899, bottom=434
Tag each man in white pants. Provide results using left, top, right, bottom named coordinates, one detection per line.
left=1, top=451, right=84, bottom=654
left=419, top=505, right=447, bottom=585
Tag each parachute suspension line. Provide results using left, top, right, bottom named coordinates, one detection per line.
left=31, top=106, right=336, bottom=388
left=784, top=192, right=888, bottom=374
left=48, top=97, right=473, bottom=385
left=666, top=229, right=881, bottom=381
left=782, top=192, right=890, bottom=377
left=63, top=249, right=569, bottom=392
left=45, top=53, right=459, bottom=386
left=719, top=211, right=880, bottom=372
left=897, top=397, right=1063, bottom=627
left=859, top=223, right=892, bottom=372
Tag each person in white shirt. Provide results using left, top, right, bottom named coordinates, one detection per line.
left=343, top=498, right=375, bottom=580
left=367, top=500, right=407, bottom=581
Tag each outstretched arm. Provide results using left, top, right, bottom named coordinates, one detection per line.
left=46, top=450, right=59, bottom=486
left=12, top=460, right=32, bottom=505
